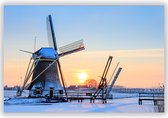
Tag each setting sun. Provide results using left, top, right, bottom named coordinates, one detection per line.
left=78, top=72, right=88, bottom=83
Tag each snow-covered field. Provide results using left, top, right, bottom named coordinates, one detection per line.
left=4, top=90, right=155, bottom=112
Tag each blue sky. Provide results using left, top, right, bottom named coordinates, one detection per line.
left=4, top=6, right=164, bottom=87
left=4, top=5, right=164, bottom=52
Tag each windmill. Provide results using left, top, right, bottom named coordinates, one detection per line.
left=18, top=15, right=85, bottom=98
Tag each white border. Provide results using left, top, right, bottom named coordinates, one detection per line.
left=0, top=0, right=167, bottom=118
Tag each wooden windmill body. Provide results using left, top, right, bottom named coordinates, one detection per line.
left=28, top=48, right=63, bottom=96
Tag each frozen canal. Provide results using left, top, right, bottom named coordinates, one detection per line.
left=4, top=90, right=156, bottom=112
left=4, top=97, right=155, bottom=112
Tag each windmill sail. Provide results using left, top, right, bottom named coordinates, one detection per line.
left=47, top=15, right=57, bottom=50
left=59, top=40, right=85, bottom=56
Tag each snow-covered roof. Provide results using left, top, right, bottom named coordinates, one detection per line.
left=33, top=48, right=58, bottom=59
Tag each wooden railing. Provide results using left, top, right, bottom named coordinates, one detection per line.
left=138, top=92, right=164, bottom=105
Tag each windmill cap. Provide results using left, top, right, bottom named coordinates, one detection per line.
left=33, top=47, right=58, bottom=59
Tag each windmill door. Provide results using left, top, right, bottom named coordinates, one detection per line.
left=49, top=88, right=54, bottom=98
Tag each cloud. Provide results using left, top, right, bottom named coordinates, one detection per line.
left=65, top=48, right=164, bottom=58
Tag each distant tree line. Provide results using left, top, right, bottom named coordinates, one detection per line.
left=4, top=85, right=20, bottom=90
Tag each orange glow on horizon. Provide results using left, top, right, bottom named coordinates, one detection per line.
left=4, top=48, right=164, bottom=88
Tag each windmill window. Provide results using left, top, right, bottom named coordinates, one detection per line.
left=35, top=87, right=42, bottom=95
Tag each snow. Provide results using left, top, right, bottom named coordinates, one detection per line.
left=4, top=97, right=155, bottom=112
left=4, top=90, right=17, bottom=98
left=34, top=48, right=58, bottom=59
left=4, top=90, right=156, bottom=112
left=4, top=90, right=29, bottom=98
left=111, top=92, right=138, bottom=99
left=4, top=98, right=46, bottom=105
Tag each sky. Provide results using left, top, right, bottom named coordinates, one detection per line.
left=4, top=5, right=164, bottom=88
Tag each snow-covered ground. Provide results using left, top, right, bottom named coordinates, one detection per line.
left=4, top=98, right=155, bottom=112
left=4, top=90, right=29, bottom=98
left=4, top=90, right=155, bottom=112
